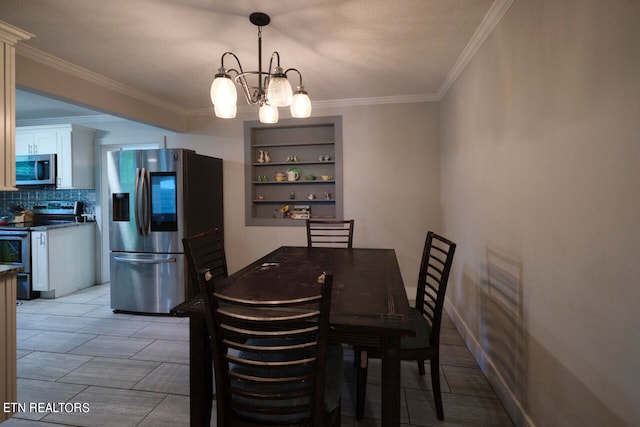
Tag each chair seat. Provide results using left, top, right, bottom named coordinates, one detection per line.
left=401, top=308, right=432, bottom=350
left=232, top=339, right=344, bottom=422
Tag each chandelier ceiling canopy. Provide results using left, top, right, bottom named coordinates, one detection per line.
left=210, top=12, right=312, bottom=124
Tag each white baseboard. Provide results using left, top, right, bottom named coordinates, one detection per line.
left=444, top=300, right=536, bottom=427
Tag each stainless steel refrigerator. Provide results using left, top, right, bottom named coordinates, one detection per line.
left=108, top=148, right=223, bottom=314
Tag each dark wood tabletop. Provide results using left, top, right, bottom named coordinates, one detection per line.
left=173, top=246, right=414, bottom=426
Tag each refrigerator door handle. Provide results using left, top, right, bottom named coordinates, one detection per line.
left=141, top=167, right=151, bottom=235
left=134, top=167, right=143, bottom=236
left=113, top=256, right=178, bottom=264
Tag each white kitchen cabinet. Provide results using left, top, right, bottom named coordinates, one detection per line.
left=31, top=224, right=96, bottom=298
left=15, top=130, right=58, bottom=155
left=16, top=124, right=96, bottom=189
left=31, top=230, right=48, bottom=293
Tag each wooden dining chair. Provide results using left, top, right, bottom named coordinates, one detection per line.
left=198, top=269, right=343, bottom=426
left=355, top=231, right=456, bottom=421
left=182, top=228, right=228, bottom=295
left=306, top=219, right=355, bottom=248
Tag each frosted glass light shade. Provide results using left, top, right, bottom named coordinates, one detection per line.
left=266, top=75, right=293, bottom=107
left=210, top=74, right=237, bottom=107
left=290, top=87, right=312, bottom=118
left=259, top=104, right=279, bottom=123
left=214, top=102, right=237, bottom=119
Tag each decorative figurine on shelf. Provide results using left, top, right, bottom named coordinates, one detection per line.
left=290, top=191, right=296, bottom=200
left=264, top=151, right=271, bottom=163
left=308, top=193, right=316, bottom=200
left=257, top=150, right=265, bottom=163
left=325, top=192, right=332, bottom=200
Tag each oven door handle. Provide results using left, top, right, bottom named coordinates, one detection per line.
left=113, top=256, right=177, bottom=264
left=0, top=232, right=29, bottom=238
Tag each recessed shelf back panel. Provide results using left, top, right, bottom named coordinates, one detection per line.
left=245, top=116, right=343, bottom=226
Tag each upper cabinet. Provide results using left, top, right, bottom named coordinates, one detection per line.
left=0, top=21, right=34, bottom=192
left=16, top=124, right=96, bottom=189
left=245, top=116, right=343, bottom=226
left=15, top=129, right=58, bottom=155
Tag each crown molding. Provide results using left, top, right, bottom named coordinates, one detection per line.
left=312, top=93, right=440, bottom=109
left=17, top=114, right=125, bottom=127
left=0, top=21, right=34, bottom=45
left=186, top=93, right=439, bottom=117
left=16, top=44, right=189, bottom=116
left=437, top=0, right=514, bottom=99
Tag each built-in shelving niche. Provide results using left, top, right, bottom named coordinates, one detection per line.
left=244, top=116, right=343, bottom=226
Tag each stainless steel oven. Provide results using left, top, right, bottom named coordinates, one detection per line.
left=0, top=229, right=36, bottom=299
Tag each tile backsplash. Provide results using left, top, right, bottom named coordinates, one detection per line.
left=0, top=188, right=96, bottom=217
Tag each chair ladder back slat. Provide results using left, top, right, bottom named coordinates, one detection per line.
left=182, top=228, right=228, bottom=285
left=199, top=268, right=336, bottom=426
left=426, top=260, right=444, bottom=277
left=307, top=219, right=355, bottom=248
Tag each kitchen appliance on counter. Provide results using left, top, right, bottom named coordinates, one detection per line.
left=108, top=148, right=223, bottom=314
left=16, top=154, right=57, bottom=186
left=0, top=202, right=79, bottom=299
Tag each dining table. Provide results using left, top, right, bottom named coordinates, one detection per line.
left=171, top=245, right=415, bottom=427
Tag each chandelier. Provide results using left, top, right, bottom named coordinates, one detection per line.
left=210, top=12, right=312, bottom=124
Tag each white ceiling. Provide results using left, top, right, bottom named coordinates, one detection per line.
left=1, top=0, right=510, bottom=119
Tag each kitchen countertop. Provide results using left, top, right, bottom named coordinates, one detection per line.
left=0, top=220, right=96, bottom=232
left=30, top=221, right=96, bottom=231
left=0, top=265, right=24, bottom=278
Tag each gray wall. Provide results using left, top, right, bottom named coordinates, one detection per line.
left=179, top=102, right=442, bottom=292
left=439, top=0, right=640, bottom=425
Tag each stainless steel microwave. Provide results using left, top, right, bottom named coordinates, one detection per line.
left=16, top=154, right=57, bottom=186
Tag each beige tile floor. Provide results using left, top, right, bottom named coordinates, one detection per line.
left=2, top=283, right=514, bottom=426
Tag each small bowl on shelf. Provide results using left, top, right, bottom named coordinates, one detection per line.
left=321, top=175, right=333, bottom=181
left=305, top=175, right=316, bottom=181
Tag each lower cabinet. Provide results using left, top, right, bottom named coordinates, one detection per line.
left=32, top=224, right=96, bottom=298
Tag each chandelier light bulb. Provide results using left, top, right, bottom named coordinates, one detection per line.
left=266, top=67, right=293, bottom=107
left=214, top=101, right=237, bottom=119
left=210, top=71, right=237, bottom=107
left=290, top=86, right=312, bottom=118
left=259, top=103, right=279, bottom=123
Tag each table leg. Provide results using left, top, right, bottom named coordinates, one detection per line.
left=381, top=336, right=401, bottom=426
left=189, top=316, right=212, bottom=427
